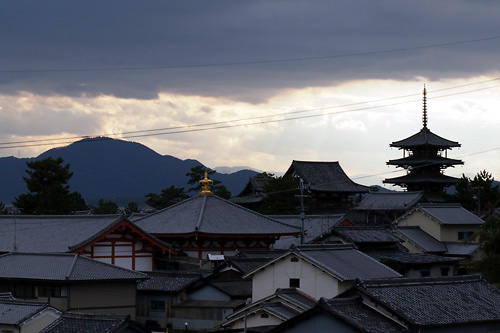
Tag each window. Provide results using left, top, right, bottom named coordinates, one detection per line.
left=260, top=313, right=269, bottom=318
left=39, top=286, right=66, bottom=298
left=420, top=270, right=430, bottom=278
left=290, top=257, right=299, bottom=262
left=458, top=231, right=473, bottom=240
left=151, top=300, right=166, bottom=311
left=440, top=267, right=450, bottom=277
left=289, top=278, right=300, bottom=288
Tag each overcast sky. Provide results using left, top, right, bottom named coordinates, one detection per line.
left=1, top=1, right=500, bottom=188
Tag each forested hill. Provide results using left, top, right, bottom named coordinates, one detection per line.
left=0, top=137, right=257, bottom=204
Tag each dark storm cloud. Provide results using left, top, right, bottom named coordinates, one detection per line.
left=1, top=1, right=500, bottom=101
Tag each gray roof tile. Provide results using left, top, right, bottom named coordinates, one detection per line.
left=355, top=192, right=424, bottom=211
left=0, top=253, right=146, bottom=281
left=135, top=195, right=300, bottom=236
left=39, top=311, right=148, bottom=333
left=319, top=297, right=407, bottom=333
left=394, top=226, right=447, bottom=253
left=417, top=203, right=484, bottom=225
left=390, top=127, right=461, bottom=149
left=284, top=161, right=370, bottom=193
left=0, top=300, right=52, bottom=325
left=271, top=215, right=348, bottom=248
left=382, top=253, right=461, bottom=264
left=0, top=215, right=122, bottom=253
left=137, top=271, right=201, bottom=293
left=353, top=275, right=500, bottom=327
left=332, top=227, right=402, bottom=244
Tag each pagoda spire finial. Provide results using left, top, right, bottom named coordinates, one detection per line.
left=422, top=85, right=428, bottom=128
left=199, top=170, right=213, bottom=195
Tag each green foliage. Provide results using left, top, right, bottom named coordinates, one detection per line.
left=257, top=175, right=308, bottom=215
left=92, top=199, right=119, bottom=214
left=472, top=214, right=500, bottom=283
left=185, top=165, right=231, bottom=198
left=445, top=170, right=500, bottom=213
left=0, top=202, right=7, bottom=214
left=125, top=201, right=140, bottom=215
left=13, top=157, right=87, bottom=214
left=145, top=185, right=189, bottom=210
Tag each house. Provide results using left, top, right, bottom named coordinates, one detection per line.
left=0, top=299, right=61, bottom=333
left=242, top=244, right=401, bottom=301
left=39, top=312, right=150, bottom=333
left=394, top=203, right=484, bottom=242
left=0, top=253, right=146, bottom=319
left=353, top=191, right=426, bottom=225
left=393, top=203, right=483, bottom=260
left=134, top=193, right=301, bottom=259
left=271, top=214, right=353, bottom=249
left=320, top=226, right=404, bottom=259
left=136, top=270, right=204, bottom=330
left=335, top=274, right=500, bottom=332
left=0, top=215, right=183, bottom=271
left=269, top=296, right=408, bottom=333
left=380, top=253, right=462, bottom=278
left=221, top=288, right=316, bottom=331
left=284, top=161, right=370, bottom=213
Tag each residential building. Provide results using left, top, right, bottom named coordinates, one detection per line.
left=0, top=253, right=146, bottom=319
left=242, top=244, right=401, bottom=301
left=0, top=299, right=61, bottom=333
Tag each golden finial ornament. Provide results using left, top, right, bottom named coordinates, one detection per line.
left=199, top=170, right=214, bottom=195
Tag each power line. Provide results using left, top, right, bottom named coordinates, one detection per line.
left=2, top=36, right=500, bottom=74
left=1, top=79, right=500, bottom=150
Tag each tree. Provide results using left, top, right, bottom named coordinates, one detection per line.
left=186, top=165, right=231, bottom=199
left=445, top=170, right=500, bottom=214
left=125, top=201, right=140, bottom=215
left=0, top=202, right=7, bottom=214
left=92, top=199, right=119, bottom=214
left=257, top=175, right=310, bottom=215
left=471, top=214, right=500, bottom=283
left=145, top=185, right=189, bottom=210
left=13, top=157, right=87, bottom=214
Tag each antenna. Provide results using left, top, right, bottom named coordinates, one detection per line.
left=422, top=85, right=428, bottom=128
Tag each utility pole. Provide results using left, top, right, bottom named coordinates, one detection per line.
left=295, top=178, right=309, bottom=244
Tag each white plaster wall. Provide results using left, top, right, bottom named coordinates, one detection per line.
left=251, top=255, right=339, bottom=301
left=397, top=211, right=441, bottom=240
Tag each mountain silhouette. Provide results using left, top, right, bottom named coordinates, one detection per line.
left=0, top=137, right=257, bottom=205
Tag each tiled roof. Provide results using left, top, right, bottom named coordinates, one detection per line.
left=318, top=297, right=407, bottom=333
left=284, top=161, right=370, bottom=193
left=260, top=302, right=301, bottom=321
left=224, top=288, right=316, bottom=328
left=224, top=257, right=278, bottom=276
left=244, top=244, right=401, bottom=281
left=210, top=280, right=252, bottom=297
left=137, top=271, right=202, bottom=293
left=0, top=253, right=146, bottom=281
left=134, top=195, right=300, bottom=236
left=417, top=203, right=484, bottom=225
left=443, top=242, right=480, bottom=256
left=352, top=275, right=500, bottom=327
left=355, top=192, right=424, bottom=211
left=382, top=253, right=461, bottom=265
left=387, top=155, right=463, bottom=167
left=271, top=215, right=348, bottom=248
left=390, top=127, right=461, bottom=149
left=40, top=312, right=148, bottom=333
left=394, top=226, right=447, bottom=253
left=331, top=227, right=402, bottom=244
left=0, top=215, right=122, bottom=253
left=174, top=299, right=245, bottom=308
left=384, top=173, right=459, bottom=185
left=0, top=300, right=53, bottom=325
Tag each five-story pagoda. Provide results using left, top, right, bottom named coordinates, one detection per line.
left=383, top=87, right=463, bottom=201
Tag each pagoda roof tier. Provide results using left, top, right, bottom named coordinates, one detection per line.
left=383, top=173, right=460, bottom=185
left=390, top=127, right=460, bottom=149
left=387, top=156, right=464, bottom=167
